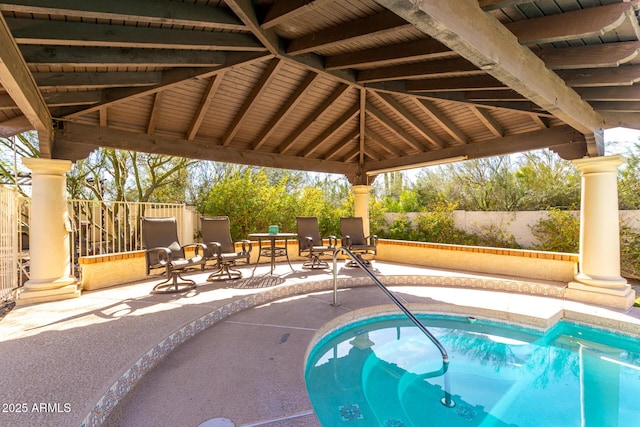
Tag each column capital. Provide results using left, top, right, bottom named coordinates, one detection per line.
left=350, top=185, right=374, bottom=195
left=23, top=157, right=72, bottom=175
left=572, top=154, right=626, bottom=173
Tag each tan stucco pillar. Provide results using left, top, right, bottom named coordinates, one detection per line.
left=17, top=158, right=80, bottom=305
left=352, top=185, right=373, bottom=237
left=567, top=155, right=635, bottom=309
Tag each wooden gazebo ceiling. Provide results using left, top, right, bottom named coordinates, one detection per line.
left=1, top=0, right=639, bottom=182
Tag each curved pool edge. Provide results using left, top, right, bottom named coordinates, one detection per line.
left=80, top=273, right=638, bottom=427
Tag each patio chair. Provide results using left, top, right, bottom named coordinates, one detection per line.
left=201, top=216, right=251, bottom=281
left=296, top=216, right=337, bottom=269
left=340, top=217, right=378, bottom=267
left=142, top=217, right=206, bottom=294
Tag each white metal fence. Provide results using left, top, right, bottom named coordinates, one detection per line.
left=0, top=186, right=21, bottom=303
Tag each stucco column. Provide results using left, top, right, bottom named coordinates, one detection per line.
left=17, top=158, right=80, bottom=305
left=352, top=185, right=373, bottom=237
left=567, top=155, right=635, bottom=309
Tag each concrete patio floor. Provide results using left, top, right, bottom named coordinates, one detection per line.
left=2, top=261, right=640, bottom=427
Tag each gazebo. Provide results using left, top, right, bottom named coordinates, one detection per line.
left=0, top=0, right=637, bottom=307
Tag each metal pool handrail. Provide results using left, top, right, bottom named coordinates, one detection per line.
left=332, top=247, right=450, bottom=364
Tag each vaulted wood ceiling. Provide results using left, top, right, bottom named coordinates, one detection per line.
left=0, top=0, right=639, bottom=183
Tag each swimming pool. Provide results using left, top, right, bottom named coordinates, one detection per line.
left=305, top=314, right=640, bottom=426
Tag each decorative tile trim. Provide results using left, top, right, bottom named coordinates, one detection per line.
left=80, top=274, right=566, bottom=426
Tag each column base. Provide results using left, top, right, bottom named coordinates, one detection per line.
left=16, top=278, right=80, bottom=306
left=566, top=281, right=636, bottom=310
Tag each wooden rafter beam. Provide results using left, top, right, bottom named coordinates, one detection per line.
left=252, top=72, right=320, bottom=150
left=505, top=2, right=640, bottom=45
left=187, top=74, right=223, bottom=141
left=222, top=58, right=283, bottom=146
left=0, top=0, right=245, bottom=31
left=536, top=42, right=640, bottom=70
left=469, top=105, right=504, bottom=138
left=407, top=76, right=506, bottom=92
left=262, top=0, right=335, bottom=29
left=557, top=66, right=640, bottom=87
left=53, top=121, right=353, bottom=175
left=302, top=104, right=359, bottom=157
left=33, top=72, right=163, bottom=90
left=359, top=89, right=366, bottom=166
left=576, top=85, right=640, bottom=101
left=286, top=10, right=411, bottom=55
left=413, top=98, right=468, bottom=145
left=147, top=92, right=162, bottom=135
left=369, top=91, right=444, bottom=149
left=20, top=46, right=227, bottom=68
left=322, top=128, right=359, bottom=160
left=0, top=115, right=32, bottom=138
left=366, top=102, right=427, bottom=153
left=357, top=57, right=483, bottom=83
left=225, top=0, right=279, bottom=54
left=6, top=18, right=265, bottom=51
left=365, top=128, right=404, bottom=157
left=376, top=0, right=603, bottom=137
left=277, top=83, right=351, bottom=154
left=0, top=13, right=51, bottom=155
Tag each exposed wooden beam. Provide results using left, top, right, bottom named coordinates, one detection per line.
left=262, top=0, right=335, bottom=29
left=325, top=38, right=452, bottom=71
left=590, top=101, right=640, bottom=112
left=147, top=92, right=162, bottom=135
left=357, top=57, right=483, bottom=83
left=286, top=10, right=411, bottom=55
left=252, top=72, right=320, bottom=150
left=33, top=72, right=163, bottom=90
left=407, top=76, right=506, bottom=92
left=187, top=74, right=223, bottom=141
left=464, top=90, right=526, bottom=101
left=20, top=46, right=227, bottom=67
left=99, top=107, right=107, bottom=127
left=277, top=84, right=351, bottom=154
left=413, top=98, right=468, bottom=145
left=535, top=42, right=640, bottom=70
left=0, top=13, right=51, bottom=156
left=376, top=0, right=603, bottom=136
left=302, top=104, right=359, bottom=157
left=576, top=85, right=640, bottom=101
left=369, top=91, right=444, bottom=149
left=363, top=125, right=585, bottom=174
left=505, top=2, right=639, bottom=45
left=53, top=121, right=353, bottom=175
left=557, top=65, right=640, bottom=87
left=469, top=105, right=504, bottom=138
left=366, top=102, right=428, bottom=152
left=322, top=128, right=359, bottom=160
left=223, top=58, right=283, bottom=146
left=478, top=0, right=535, bottom=11
left=0, top=115, right=32, bottom=138
left=6, top=18, right=265, bottom=51
left=0, top=0, right=245, bottom=31
left=225, top=0, right=279, bottom=54
left=359, top=89, right=366, bottom=166
left=365, top=128, right=404, bottom=157
left=602, top=111, right=640, bottom=129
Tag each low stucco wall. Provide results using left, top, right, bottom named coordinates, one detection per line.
left=79, top=251, right=147, bottom=291
left=376, top=239, right=578, bottom=283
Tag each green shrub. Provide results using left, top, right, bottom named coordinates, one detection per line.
left=621, top=225, right=640, bottom=280
left=530, top=209, right=579, bottom=253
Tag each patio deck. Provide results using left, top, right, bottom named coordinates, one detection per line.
left=1, top=261, right=640, bottom=427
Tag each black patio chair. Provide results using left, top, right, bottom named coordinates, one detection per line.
left=142, top=217, right=206, bottom=294
left=201, top=216, right=251, bottom=281
left=340, top=217, right=378, bottom=267
left=296, top=216, right=337, bottom=269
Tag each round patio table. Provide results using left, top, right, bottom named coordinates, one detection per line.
left=248, top=232, right=297, bottom=275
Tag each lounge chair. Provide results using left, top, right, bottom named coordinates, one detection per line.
left=201, top=216, right=251, bottom=281
left=142, top=217, right=206, bottom=294
left=340, top=217, right=378, bottom=267
left=296, top=216, right=337, bottom=269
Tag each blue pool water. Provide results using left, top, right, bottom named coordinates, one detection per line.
left=305, top=315, right=640, bottom=426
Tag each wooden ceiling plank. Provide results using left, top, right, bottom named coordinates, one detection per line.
left=469, top=105, right=504, bottom=137
left=21, top=46, right=227, bottom=67
left=277, top=83, right=351, bottom=154
left=376, top=0, right=603, bottom=137
left=371, top=91, right=444, bottom=149
left=0, top=14, right=51, bottom=156
left=367, top=102, right=427, bottom=152
left=286, top=10, right=411, bottom=56
left=536, top=42, right=640, bottom=70
left=325, top=38, right=451, bottom=71
left=223, top=58, right=284, bottom=146
left=557, top=65, right=640, bottom=87
left=341, top=146, right=360, bottom=163
left=54, top=121, right=353, bottom=175
left=187, top=74, right=223, bottom=141
left=414, top=98, right=468, bottom=145
left=322, top=128, right=359, bottom=160
left=252, top=72, right=321, bottom=150
left=363, top=125, right=584, bottom=174
left=365, top=127, right=404, bottom=157
left=0, top=0, right=245, bottom=31
left=357, top=57, right=482, bottom=83
left=33, top=72, right=163, bottom=90
left=505, top=2, right=640, bottom=45
left=262, top=0, right=336, bottom=29
left=7, top=18, right=265, bottom=51
left=225, top=0, right=279, bottom=54
left=302, top=103, right=359, bottom=157
left=63, top=52, right=272, bottom=119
